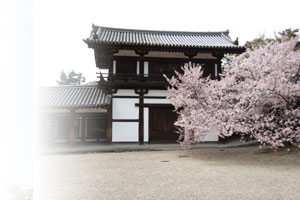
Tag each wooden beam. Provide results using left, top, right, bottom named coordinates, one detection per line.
left=106, top=102, right=112, bottom=143
left=88, top=42, right=246, bottom=55
left=138, top=93, right=144, bottom=144
left=112, top=119, right=139, bottom=122
left=135, top=103, right=173, bottom=107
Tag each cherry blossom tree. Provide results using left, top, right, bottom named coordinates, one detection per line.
left=164, top=64, right=214, bottom=146
left=166, top=37, right=300, bottom=148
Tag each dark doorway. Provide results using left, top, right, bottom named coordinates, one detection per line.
left=149, top=106, right=178, bottom=142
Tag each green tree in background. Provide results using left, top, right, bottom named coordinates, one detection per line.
left=56, top=70, right=86, bottom=85
left=245, top=28, right=300, bottom=50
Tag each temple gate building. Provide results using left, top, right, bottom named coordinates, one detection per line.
left=84, top=25, right=245, bottom=144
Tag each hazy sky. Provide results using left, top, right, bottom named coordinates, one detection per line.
left=0, top=0, right=299, bottom=192
left=1, top=0, right=33, bottom=193
left=34, top=0, right=300, bottom=86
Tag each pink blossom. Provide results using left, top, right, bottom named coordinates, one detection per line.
left=166, top=37, right=300, bottom=148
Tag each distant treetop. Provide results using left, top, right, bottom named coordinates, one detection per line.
left=245, top=28, right=300, bottom=51
left=56, top=70, right=86, bottom=85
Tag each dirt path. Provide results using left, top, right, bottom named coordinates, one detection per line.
left=36, top=147, right=300, bottom=200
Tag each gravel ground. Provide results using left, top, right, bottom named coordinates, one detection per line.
left=36, top=147, right=300, bottom=200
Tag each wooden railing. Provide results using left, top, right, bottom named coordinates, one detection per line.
left=98, top=72, right=175, bottom=82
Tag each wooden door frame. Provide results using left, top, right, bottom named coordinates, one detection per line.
left=148, top=104, right=174, bottom=143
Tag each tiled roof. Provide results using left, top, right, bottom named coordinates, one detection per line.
left=85, top=25, right=243, bottom=49
left=38, top=85, right=110, bottom=109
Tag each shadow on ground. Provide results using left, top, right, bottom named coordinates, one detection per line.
left=184, top=146, right=300, bottom=168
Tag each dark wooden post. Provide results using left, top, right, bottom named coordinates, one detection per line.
left=106, top=100, right=112, bottom=144
left=81, top=114, right=86, bottom=142
left=107, top=48, right=118, bottom=81
left=217, top=55, right=223, bottom=80
left=184, top=51, right=197, bottom=63
left=138, top=91, right=144, bottom=144
left=135, top=49, right=148, bottom=78
left=135, top=50, right=148, bottom=144
left=49, top=115, right=55, bottom=143
left=213, top=52, right=225, bottom=144
left=213, top=53, right=224, bottom=80
left=140, top=57, right=144, bottom=77
left=69, top=109, right=76, bottom=144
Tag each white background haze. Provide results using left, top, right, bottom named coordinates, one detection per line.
left=0, top=0, right=299, bottom=198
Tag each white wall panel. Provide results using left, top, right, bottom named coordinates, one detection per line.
left=112, top=122, right=138, bottom=142
left=113, top=89, right=138, bottom=96
left=204, top=127, right=219, bottom=141
left=144, top=107, right=149, bottom=142
left=113, top=60, right=116, bottom=74
left=144, top=62, right=149, bottom=75
left=186, top=127, right=219, bottom=142
left=144, top=98, right=171, bottom=104
left=203, top=134, right=219, bottom=142
left=112, top=98, right=139, bottom=119
left=137, top=61, right=140, bottom=74
left=215, top=63, right=218, bottom=77
left=145, top=90, right=170, bottom=97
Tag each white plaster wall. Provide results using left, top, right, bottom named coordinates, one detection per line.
left=203, top=134, right=219, bottom=141
left=112, top=98, right=139, bottom=119
left=113, top=89, right=138, bottom=96
left=215, top=63, right=218, bottom=77
left=144, top=90, right=170, bottom=97
left=112, top=122, right=138, bottom=142
left=112, top=89, right=139, bottom=142
left=144, top=107, right=149, bottom=142
left=113, top=60, right=116, bottom=74
left=144, top=98, right=171, bottom=104
left=204, top=127, right=219, bottom=141
left=144, top=62, right=149, bottom=76
left=186, top=127, right=219, bottom=142
left=137, top=61, right=140, bottom=74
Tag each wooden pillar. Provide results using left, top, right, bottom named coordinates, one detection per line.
left=135, top=49, right=148, bottom=76
left=138, top=59, right=144, bottom=144
left=106, top=48, right=118, bottom=81
left=69, top=109, right=76, bottom=144
left=140, top=58, right=144, bottom=76
left=49, top=115, right=55, bottom=143
left=108, top=56, right=113, bottom=81
left=106, top=101, right=112, bottom=144
left=135, top=50, right=148, bottom=144
left=217, top=56, right=222, bottom=80
left=213, top=53, right=224, bottom=80
left=81, top=115, right=86, bottom=142
left=184, top=51, right=197, bottom=63
left=138, top=91, right=144, bottom=144
left=53, top=115, right=57, bottom=143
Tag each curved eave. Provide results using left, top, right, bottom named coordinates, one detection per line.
left=84, top=39, right=246, bottom=54
left=39, top=104, right=109, bottom=110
